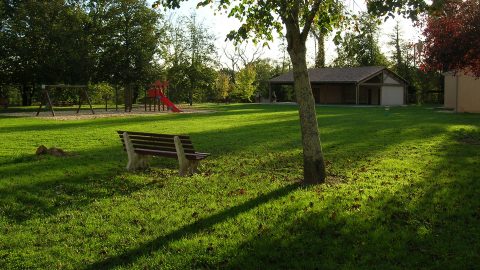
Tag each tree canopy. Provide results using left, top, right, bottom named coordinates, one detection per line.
left=421, top=0, right=480, bottom=77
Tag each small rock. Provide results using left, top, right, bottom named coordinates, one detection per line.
left=36, top=145, right=48, bottom=155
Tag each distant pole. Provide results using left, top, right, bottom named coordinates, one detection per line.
left=115, top=86, right=118, bottom=111
left=269, top=83, right=272, bottom=103
left=144, top=87, right=147, bottom=111
left=413, top=43, right=416, bottom=67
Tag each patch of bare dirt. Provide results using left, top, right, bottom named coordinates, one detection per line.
left=2, top=107, right=215, bottom=120
left=36, top=145, right=70, bottom=157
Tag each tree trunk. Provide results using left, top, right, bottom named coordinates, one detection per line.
left=287, top=37, right=326, bottom=184
left=313, top=30, right=326, bottom=68
left=21, top=84, right=33, bottom=106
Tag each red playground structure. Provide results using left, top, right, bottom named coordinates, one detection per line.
left=145, top=80, right=182, bottom=112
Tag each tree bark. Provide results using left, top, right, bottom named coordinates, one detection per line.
left=286, top=31, right=327, bottom=184
left=314, top=31, right=326, bottom=68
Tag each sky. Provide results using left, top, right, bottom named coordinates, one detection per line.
left=155, top=0, right=424, bottom=68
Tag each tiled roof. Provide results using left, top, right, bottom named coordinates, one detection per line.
left=270, top=66, right=387, bottom=84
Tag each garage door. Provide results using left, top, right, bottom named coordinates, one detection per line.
left=381, top=86, right=404, bottom=106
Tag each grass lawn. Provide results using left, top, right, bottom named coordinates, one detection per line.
left=0, top=104, right=479, bottom=269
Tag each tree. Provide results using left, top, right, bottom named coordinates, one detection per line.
left=333, top=12, right=389, bottom=67
left=215, top=71, right=232, bottom=102
left=163, top=13, right=217, bottom=104
left=155, top=0, right=433, bottom=184
left=186, top=13, right=217, bottom=105
left=90, top=0, right=161, bottom=102
left=90, top=82, right=115, bottom=108
left=310, top=0, right=344, bottom=68
left=1, top=0, right=90, bottom=105
left=387, top=22, right=442, bottom=104
left=155, top=0, right=344, bottom=184
left=421, top=0, right=480, bottom=77
left=389, top=22, right=406, bottom=72
left=233, top=64, right=257, bottom=101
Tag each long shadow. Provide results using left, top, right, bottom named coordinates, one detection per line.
left=83, top=183, right=300, bottom=270
left=200, top=126, right=480, bottom=269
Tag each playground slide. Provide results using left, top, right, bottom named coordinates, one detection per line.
left=159, top=94, right=182, bottom=112
left=147, top=80, right=182, bottom=112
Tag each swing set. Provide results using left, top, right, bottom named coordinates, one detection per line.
left=36, top=81, right=181, bottom=116
left=36, top=84, right=94, bottom=116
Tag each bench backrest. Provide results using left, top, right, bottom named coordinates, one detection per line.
left=117, top=131, right=197, bottom=154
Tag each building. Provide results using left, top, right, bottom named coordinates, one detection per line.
left=444, top=72, right=480, bottom=113
left=269, top=66, right=407, bottom=106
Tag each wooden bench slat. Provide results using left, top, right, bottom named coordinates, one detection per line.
left=119, top=134, right=193, bottom=145
left=117, top=131, right=190, bottom=139
left=134, top=148, right=209, bottom=160
left=122, top=143, right=196, bottom=154
left=128, top=139, right=195, bottom=149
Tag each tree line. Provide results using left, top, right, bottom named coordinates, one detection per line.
left=1, top=0, right=160, bottom=105
left=0, top=0, right=285, bottom=106
left=1, top=0, right=467, bottom=108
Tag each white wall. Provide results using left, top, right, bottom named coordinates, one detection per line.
left=444, top=73, right=457, bottom=109
left=381, top=86, right=404, bottom=106
left=383, top=73, right=399, bottom=84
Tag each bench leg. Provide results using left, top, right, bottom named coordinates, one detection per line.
left=124, top=132, right=150, bottom=171
left=127, top=154, right=150, bottom=171
left=179, top=162, right=189, bottom=177
left=189, top=160, right=200, bottom=175
left=175, top=136, right=194, bottom=177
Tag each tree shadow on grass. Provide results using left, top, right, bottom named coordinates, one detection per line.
left=175, top=134, right=479, bottom=269
left=83, top=182, right=301, bottom=270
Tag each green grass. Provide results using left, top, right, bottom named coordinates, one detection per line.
left=0, top=104, right=479, bottom=269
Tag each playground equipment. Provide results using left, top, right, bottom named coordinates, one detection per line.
left=36, top=84, right=94, bottom=116
left=144, top=80, right=182, bottom=112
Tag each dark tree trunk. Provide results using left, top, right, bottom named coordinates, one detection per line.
left=21, top=84, right=33, bottom=106
left=285, top=22, right=327, bottom=184
left=132, top=85, right=139, bottom=104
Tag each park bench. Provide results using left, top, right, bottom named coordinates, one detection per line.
left=117, top=131, right=210, bottom=176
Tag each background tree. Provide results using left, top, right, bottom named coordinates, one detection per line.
left=90, top=82, right=115, bottom=108
left=186, top=13, right=217, bottom=105
left=233, top=64, right=257, bottom=102
left=1, top=0, right=90, bottom=105
left=421, top=0, right=480, bottom=77
left=163, top=13, right=217, bottom=104
left=387, top=22, right=442, bottom=104
left=215, top=71, right=232, bottom=102
left=310, top=0, right=344, bottom=68
left=92, top=0, right=161, bottom=102
left=251, top=59, right=279, bottom=99
left=333, top=12, right=389, bottom=67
